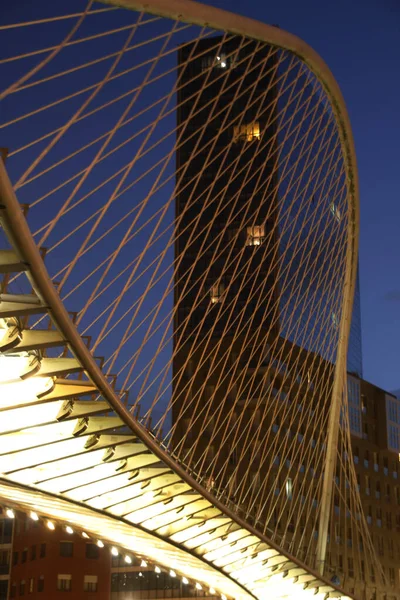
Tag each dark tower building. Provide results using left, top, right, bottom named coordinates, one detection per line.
left=172, top=36, right=280, bottom=472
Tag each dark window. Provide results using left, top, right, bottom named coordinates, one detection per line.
left=0, top=519, right=13, bottom=543
left=29, top=579, right=34, bottom=594
left=0, top=550, right=10, bottom=575
left=85, top=544, right=99, bottom=559
left=21, top=549, right=27, bottom=564
left=13, top=552, right=18, bottom=566
left=0, top=581, right=8, bottom=599
left=19, top=580, right=25, bottom=596
left=37, top=577, right=44, bottom=593
left=59, top=542, right=73, bottom=558
left=10, top=583, right=16, bottom=598
left=30, top=546, right=36, bottom=561
left=39, top=544, right=46, bottom=559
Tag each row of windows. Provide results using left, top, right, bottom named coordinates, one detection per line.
left=13, top=544, right=46, bottom=565
left=13, top=542, right=100, bottom=566
left=10, top=577, right=44, bottom=597
left=353, top=450, right=399, bottom=478
left=111, top=571, right=207, bottom=596
left=332, top=557, right=395, bottom=587
left=10, top=575, right=98, bottom=596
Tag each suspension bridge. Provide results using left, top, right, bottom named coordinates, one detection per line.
left=0, top=1, right=384, bottom=598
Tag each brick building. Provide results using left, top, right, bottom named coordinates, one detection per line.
left=8, top=512, right=110, bottom=599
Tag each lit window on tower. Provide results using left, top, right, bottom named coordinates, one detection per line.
left=233, top=122, right=260, bottom=142
left=201, top=52, right=236, bottom=71
left=210, top=282, right=224, bottom=304
left=330, top=202, right=341, bottom=222
left=215, top=53, right=227, bottom=68
left=245, top=225, right=265, bottom=246
left=285, top=478, right=293, bottom=499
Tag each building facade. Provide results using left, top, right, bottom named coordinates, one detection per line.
left=0, top=511, right=12, bottom=600
left=8, top=512, right=110, bottom=599
left=173, top=34, right=281, bottom=480
left=341, top=376, right=400, bottom=600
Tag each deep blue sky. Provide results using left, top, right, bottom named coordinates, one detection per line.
left=206, top=0, right=400, bottom=391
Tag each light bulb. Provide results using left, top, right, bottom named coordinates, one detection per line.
left=30, top=512, right=39, bottom=521
left=196, top=583, right=202, bottom=590
left=82, top=532, right=89, bottom=539
left=124, top=555, right=132, bottom=564
left=111, top=547, right=119, bottom=557
left=182, top=577, right=189, bottom=585
left=97, top=540, right=104, bottom=548
left=155, top=566, right=161, bottom=574
left=6, top=509, right=15, bottom=519
left=47, top=521, right=55, bottom=530
left=140, top=560, right=147, bottom=567
left=66, top=526, right=73, bottom=534
left=170, top=570, right=176, bottom=578
left=210, top=588, right=216, bottom=595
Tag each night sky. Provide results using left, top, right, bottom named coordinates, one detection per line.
left=205, top=0, right=400, bottom=392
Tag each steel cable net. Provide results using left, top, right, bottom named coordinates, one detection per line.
left=0, top=0, right=383, bottom=591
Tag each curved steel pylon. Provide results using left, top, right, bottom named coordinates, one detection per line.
left=0, top=0, right=369, bottom=598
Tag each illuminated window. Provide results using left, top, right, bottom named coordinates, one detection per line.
left=210, top=282, right=224, bottom=304
left=83, top=575, right=98, bottom=592
left=330, top=202, right=341, bottom=222
left=57, top=574, right=71, bottom=592
left=285, top=478, right=293, bottom=500
left=233, top=122, right=260, bottom=142
left=201, top=53, right=236, bottom=71
left=215, top=53, right=228, bottom=68
left=246, top=225, right=265, bottom=246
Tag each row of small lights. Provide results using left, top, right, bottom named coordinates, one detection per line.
left=4, top=507, right=227, bottom=600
